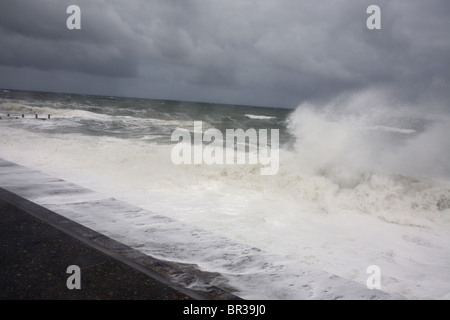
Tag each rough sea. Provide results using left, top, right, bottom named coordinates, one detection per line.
left=1, top=89, right=449, bottom=299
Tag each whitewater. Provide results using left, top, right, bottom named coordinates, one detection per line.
left=1, top=89, right=449, bottom=299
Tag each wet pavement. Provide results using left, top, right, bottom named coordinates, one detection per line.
left=0, top=197, right=192, bottom=300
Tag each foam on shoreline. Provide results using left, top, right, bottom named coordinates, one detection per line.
left=0, top=158, right=397, bottom=299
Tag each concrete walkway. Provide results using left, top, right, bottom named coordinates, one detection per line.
left=0, top=196, right=193, bottom=300
left=0, top=158, right=242, bottom=300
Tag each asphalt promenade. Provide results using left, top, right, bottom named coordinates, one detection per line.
left=0, top=196, right=194, bottom=300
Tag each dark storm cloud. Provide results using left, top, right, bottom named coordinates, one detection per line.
left=0, top=0, right=141, bottom=77
left=0, top=0, right=449, bottom=108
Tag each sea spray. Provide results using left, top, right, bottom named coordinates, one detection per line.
left=1, top=89, right=450, bottom=299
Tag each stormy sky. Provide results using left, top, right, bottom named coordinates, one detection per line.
left=0, top=0, right=449, bottom=108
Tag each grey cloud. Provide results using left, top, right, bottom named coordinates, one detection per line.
left=0, top=0, right=142, bottom=77
left=0, top=0, right=449, bottom=108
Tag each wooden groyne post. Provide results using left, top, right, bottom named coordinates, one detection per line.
left=0, top=113, right=52, bottom=120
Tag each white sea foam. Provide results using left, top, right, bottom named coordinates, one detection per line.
left=1, top=90, right=450, bottom=299
left=0, top=102, right=35, bottom=113
left=366, top=125, right=416, bottom=134
left=245, top=114, right=277, bottom=120
left=1, top=123, right=449, bottom=299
